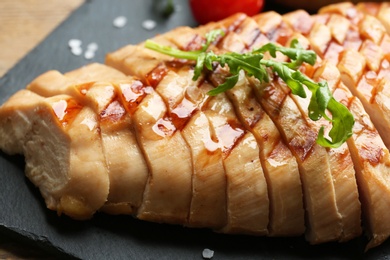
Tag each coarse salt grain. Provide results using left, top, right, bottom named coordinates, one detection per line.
left=71, top=46, right=83, bottom=56
left=113, top=16, right=127, bottom=28
left=68, top=39, right=82, bottom=48
left=142, top=19, right=157, bottom=31
left=84, top=50, right=95, bottom=60
left=202, top=248, right=214, bottom=259
left=87, top=42, right=98, bottom=51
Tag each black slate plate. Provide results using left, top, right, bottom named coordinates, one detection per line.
left=1, top=0, right=390, bottom=259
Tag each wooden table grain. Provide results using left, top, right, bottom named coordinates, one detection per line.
left=0, top=1, right=84, bottom=257
left=0, top=0, right=84, bottom=77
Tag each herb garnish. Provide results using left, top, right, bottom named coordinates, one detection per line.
left=145, top=30, right=354, bottom=148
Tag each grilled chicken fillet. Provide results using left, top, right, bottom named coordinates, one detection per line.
left=1, top=1, right=390, bottom=251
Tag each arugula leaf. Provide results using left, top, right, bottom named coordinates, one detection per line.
left=201, top=29, right=225, bottom=51
left=208, top=74, right=239, bottom=96
left=317, top=98, right=354, bottom=148
left=255, top=39, right=317, bottom=69
left=261, top=59, right=306, bottom=98
left=144, top=30, right=354, bottom=148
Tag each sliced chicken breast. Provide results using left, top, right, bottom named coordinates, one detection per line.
left=222, top=72, right=305, bottom=236
left=333, top=82, right=390, bottom=250
left=133, top=88, right=192, bottom=224
left=0, top=90, right=110, bottom=219
left=250, top=77, right=342, bottom=244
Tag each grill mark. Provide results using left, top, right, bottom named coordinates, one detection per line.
left=51, top=98, right=83, bottom=128
left=337, top=84, right=386, bottom=166
left=244, top=28, right=262, bottom=51
left=214, top=14, right=247, bottom=47
left=145, top=63, right=169, bottom=88
left=117, top=80, right=150, bottom=116
left=145, top=61, right=195, bottom=88
left=184, top=34, right=205, bottom=51
left=100, top=97, right=126, bottom=123
left=275, top=22, right=294, bottom=46
left=256, top=81, right=317, bottom=162
left=227, top=14, right=247, bottom=33
left=170, top=97, right=198, bottom=131
left=263, top=21, right=293, bottom=46
left=231, top=18, right=265, bottom=51
left=218, top=120, right=245, bottom=158
left=152, top=66, right=206, bottom=135
left=199, top=76, right=247, bottom=158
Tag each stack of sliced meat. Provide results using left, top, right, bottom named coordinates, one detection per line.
left=1, top=2, right=390, bottom=250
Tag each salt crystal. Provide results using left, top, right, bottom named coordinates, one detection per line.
left=71, top=46, right=83, bottom=56
left=87, top=42, right=98, bottom=51
left=113, top=16, right=127, bottom=28
left=202, top=248, right=214, bottom=259
left=84, top=50, right=95, bottom=60
left=142, top=19, right=157, bottom=31
left=68, top=39, right=82, bottom=48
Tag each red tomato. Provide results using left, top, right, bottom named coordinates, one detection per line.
left=189, top=0, right=264, bottom=24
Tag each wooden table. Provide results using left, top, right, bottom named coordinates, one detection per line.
left=0, top=0, right=84, bottom=77
left=0, top=0, right=84, bottom=257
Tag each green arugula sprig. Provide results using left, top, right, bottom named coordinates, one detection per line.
left=144, top=30, right=354, bottom=148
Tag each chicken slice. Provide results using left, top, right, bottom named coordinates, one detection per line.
left=248, top=13, right=361, bottom=240
left=153, top=59, right=267, bottom=232
left=222, top=72, right=305, bottom=236
left=327, top=14, right=351, bottom=45
left=250, top=78, right=342, bottom=244
left=308, top=61, right=362, bottom=241
left=181, top=108, right=226, bottom=228
left=203, top=82, right=269, bottom=234
left=220, top=13, right=305, bottom=236
left=308, top=22, right=332, bottom=58
left=133, top=88, right=192, bottom=224
left=0, top=90, right=110, bottom=219
left=78, top=81, right=149, bottom=215
left=333, top=82, right=390, bottom=250
left=338, top=48, right=390, bottom=150
left=27, top=65, right=149, bottom=215
left=151, top=68, right=226, bottom=228
left=182, top=111, right=226, bottom=228
left=154, top=64, right=268, bottom=232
